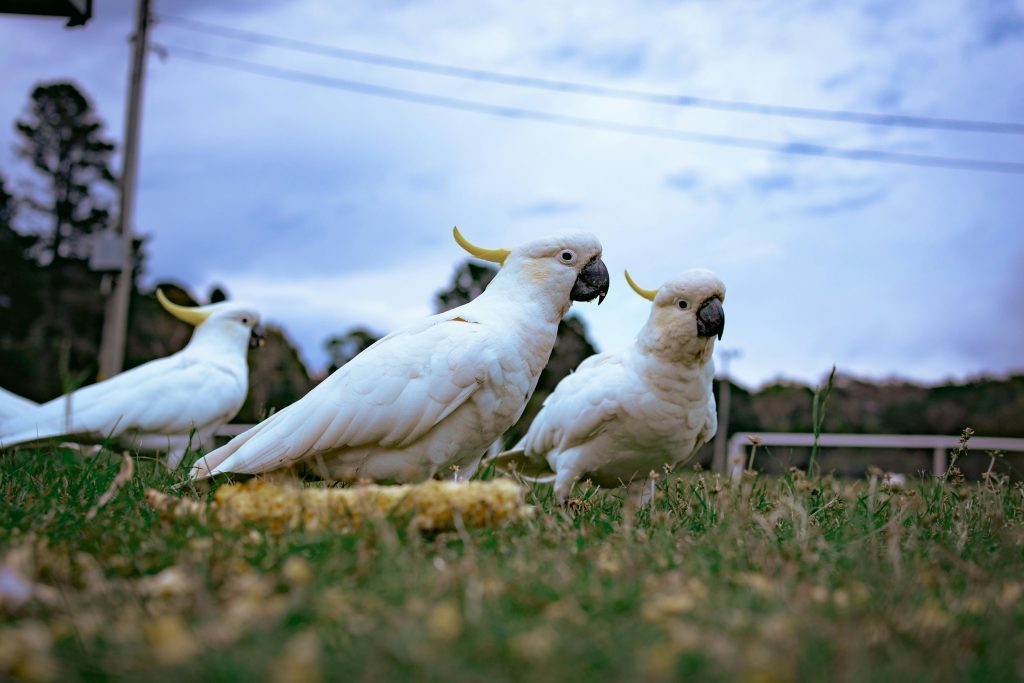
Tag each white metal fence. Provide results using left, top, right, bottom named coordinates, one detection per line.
left=725, top=432, right=1024, bottom=479
left=216, top=424, right=1024, bottom=481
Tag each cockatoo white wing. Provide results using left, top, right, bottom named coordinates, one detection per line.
left=0, top=355, right=243, bottom=447
left=192, top=316, right=500, bottom=478
left=521, top=352, right=629, bottom=456
left=0, top=388, right=36, bottom=421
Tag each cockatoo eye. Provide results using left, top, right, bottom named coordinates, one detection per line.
left=241, top=317, right=250, bottom=325
left=558, top=250, right=577, bottom=265
left=677, top=300, right=689, bottom=310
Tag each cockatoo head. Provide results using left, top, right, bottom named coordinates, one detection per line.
left=626, top=269, right=726, bottom=364
left=157, top=289, right=265, bottom=351
left=453, top=227, right=609, bottom=315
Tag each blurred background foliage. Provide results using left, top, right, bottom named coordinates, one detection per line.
left=2, top=81, right=1022, bottom=464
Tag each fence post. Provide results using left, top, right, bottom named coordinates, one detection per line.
left=932, top=447, right=947, bottom=476
left=726, top=436, right=746, bottom=481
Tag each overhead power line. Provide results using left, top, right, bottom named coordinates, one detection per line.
left=156, top=44, right=1024, bottom=176
left=158, top=13, right=1024, bottom=135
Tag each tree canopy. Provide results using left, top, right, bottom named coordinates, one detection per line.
left=325, top=328, right=382, bottom=373
left=15, top=81, right=116, bottom=262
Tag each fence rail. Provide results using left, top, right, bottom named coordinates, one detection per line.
left=217, top=425, right=1024, bottom=481
left=725, top=432, right=1024, bottom=479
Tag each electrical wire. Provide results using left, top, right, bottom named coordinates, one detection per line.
left=156, top=44, right=1024, bottom=175
left=157, top=13, right=1024, bottom=135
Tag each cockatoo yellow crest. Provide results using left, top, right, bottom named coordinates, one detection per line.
left=624, top=270, right=658, bottom=301
left=189, top=229, right=610, bottom=482
left=453, top=226, right=510, bottom=265
left=156, top=287, right=215, bottom=326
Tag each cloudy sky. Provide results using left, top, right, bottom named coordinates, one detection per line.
left=1, top=0, right=1022, bottom=387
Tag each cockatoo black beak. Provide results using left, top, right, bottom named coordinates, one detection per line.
left=250, top=325, right=266, bottom=349
left=570, top=257, right=610, bottom=304
left=696, top=296, right=725, bottom=340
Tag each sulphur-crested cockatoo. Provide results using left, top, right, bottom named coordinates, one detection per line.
left=492, top=268, right=725, bottom=505
left=0, top=388, right=36, bottom=421
left=189, top=227, right=609, bottom=483
left=0, top=290, right=263, bottom=467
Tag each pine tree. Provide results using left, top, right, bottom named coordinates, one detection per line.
left=15, top=81, right=117, bottom=262
left=10, top=82, right=118, bottom=396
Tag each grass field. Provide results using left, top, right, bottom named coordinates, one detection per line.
left=1, top=443, right=1023, bottom=682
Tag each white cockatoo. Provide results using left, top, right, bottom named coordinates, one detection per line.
left=0, top=388, right=35, bottom=421
left=0, top=290, right=264, bottom=467
left=189, top=227, right=609, bottom=483
left=492, top=268, right=725, bottom=505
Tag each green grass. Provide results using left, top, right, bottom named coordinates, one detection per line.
left=1, top=446, right=1023, bottom=683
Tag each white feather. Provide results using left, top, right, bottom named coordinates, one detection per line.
left=496, top=269, right=726, bottom=501
left=0, top=388, right=36, bottom=421
left=191, top=231, right=606, bottom=483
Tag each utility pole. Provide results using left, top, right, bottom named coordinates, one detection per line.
left=98, top=0, right=150, bottom=379
left=712, top=348, right=741, bottom=473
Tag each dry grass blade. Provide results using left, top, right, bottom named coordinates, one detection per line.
left=84, top=452, right=134, bottom=520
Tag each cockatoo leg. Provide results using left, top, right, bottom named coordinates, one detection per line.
left=625, top=477, right=657, bottom=511
left=553, top=466, right=583, bottom=502
left=57, top=442, right=103, bottom=457
left=451, top=457, right=480, bottom=482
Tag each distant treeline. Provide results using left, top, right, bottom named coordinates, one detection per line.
left=726, top=374, right=1024, bottom=439
left=720, top=374, right=1024, bottom=477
